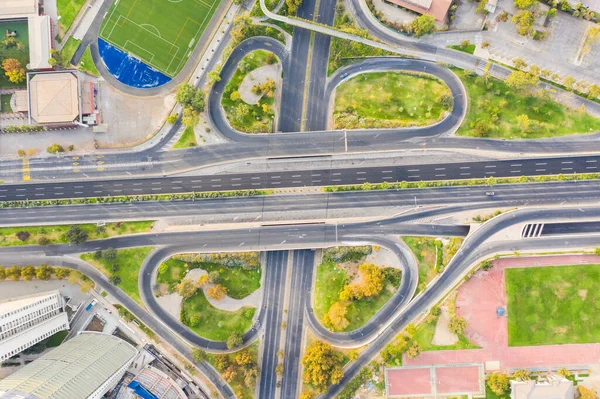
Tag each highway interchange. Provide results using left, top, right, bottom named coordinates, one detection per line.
left=1, top=0, right=600, bottom=396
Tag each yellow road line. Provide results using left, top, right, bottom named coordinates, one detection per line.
left=22, top=157, right=30, bottom=181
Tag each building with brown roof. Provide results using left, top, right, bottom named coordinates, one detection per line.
left=384, top=0, right=452, bottom=23
left=28, top=72, right=81, bottom=124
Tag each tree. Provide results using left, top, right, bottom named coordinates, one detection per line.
left=230, top=90, right=241, bottom=101
left=563, top=75, right=576, bottom=90
left=47, top=144, right=65, bottom=154
left=405, top=341, right=421, bottom=358
left=191, top=89, right=205, bottom=112
left=460, top=40, right=471, bottom=49
left=17, top=149, right=26, bottom=157
left=227, top=331, right=243, bottom=349
left=102, top=248, right=117, bottom=262
left=2, top=58, right=25, bottom=83
left=514, top=0, right=536, bottom=8
left=481, top=40, right=491, bottom=48
left=109, top=275, right=122, bottom=285
left=0, top=267, right=5, bottom=280
left=411, top=15, right=436, bottom=37
left=21, top=265, right=36, bottom=281
left=557, top=367, right=572, bottom=378
left=176, top=278, right=197, bottom=299
left=55, top=268, right=70, bottom=279
left=16, top=231, right=30, bottom=241
left=182, top=107, right=199, bottom=128
left=207, top=69, right=221, bottom=85
left=80, top=280, right=94, bottom=293
left=207, top=284, right=227, bottom=300
left=577, top=386, right=597, bottom=399
left=487, top=373, right=510, bottom=396
left=513, top=57, right=528, bottom=69
left=166, top=113, right=178, bottom=124
left=36, top=264, right=54, bottom=280
left=505, top=70, right=539, bottom=90
left=301, top=341, right=344, bottom=392
left=299, top=392, right=314, bottom=399
left=192, top=348, right=207, bottom=363
left=49, top=49, right=70, bottom=68
left=197, top=274, right=209, bottom=287
left=175, top=83, right=196, bottom=108
left=339, top=263, right=384, bottom=300
left=286, top=0, right=303, bottom=14
left=511, top=10, right=535, bottom=36
left=275, top=363, right=284, bottom=376
left=448, top=316, right=467, bottom=334
left=6, top=266, right=21, bottom=281
left=38, top=237, right=50, bottom=246
left=208, top=271, right=221, bottom=283
left=66, top=225, right=88, bottom=245
left=588, top=84, right=600, bottom=99
left=323, top=301, right=350, bottom=331
left=513, top=369, right=531, bottom=381
left=481, top=259, right=493, bottom=270
left=516, top=114, right=530, bottom=133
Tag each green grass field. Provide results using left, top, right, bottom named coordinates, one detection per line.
left=1, top=95, right=12, bottom=113
left=78, top=46, right=99, bottom=76
left=81, top=247, right=153, bottom=304
left=172, top=127, right=198, bottom=149
left=181, top=290, right=255, bottom=341
left=333, top=72, right=452, bottom=129
left=61, top=37, right=81, bottom=65
left=454, top=68, right=600, bottom=139
left=506, top=264, right=600, bottom=346
left=57, top=0, right=87, bottom=34
left=0, top=21, right=29, bottom=89
left=99, top=0, right=218, bottom=77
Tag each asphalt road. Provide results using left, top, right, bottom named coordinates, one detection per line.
left=280, top=249, right=315, bottom=398
left=540, top=221, right=600, bottom=236
left=258, top=251, right=289, bottom=399
left=2, top=155, right=600, bottom=201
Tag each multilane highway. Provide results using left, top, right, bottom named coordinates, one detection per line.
left=1, top=155, right=599, bottom=201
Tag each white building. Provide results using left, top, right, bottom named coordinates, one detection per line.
left=0, top=332, right=138, bottom=399
left=0, top=290, right=69, bottom=362
left=511, top=377, right=575, bottom=399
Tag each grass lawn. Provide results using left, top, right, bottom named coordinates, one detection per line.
left=448, top=44, right=476, bottom=54
left=172, top=127, right=198, bottom=149
left=57, top=0, right=87, bottom=34
left=222, top=50, right=279, bottom=133
left=454, top=68, right=600, bottom=139
left=314, top=259, right=401, bottom=332
left=61, top=36, right=81, bottom=65
left=181, top=290, right=255, bottom=341
left=81, top=247, right=153, bottom=304
left=99, top=0, right=218, bottom=77
left=413, top=316, right=479, bottom=351
left=1, top=94, right=12, bottom=113
left=506, top=264, right=600, bottom=346
left=0, top=221, right=154, bottom=247
left=402, top=236, right=443, bottom=293
left=47, top=330, right=69, bottom=347
left=78, top=46, right=99, bottom=76
left=334, top=71, right=452, bottom=129
left=0, top=21, right=29, bottom=89
left=157, top=258, right=261, bottom=299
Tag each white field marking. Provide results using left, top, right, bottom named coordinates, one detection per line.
left=171, top=0, right=215, bottom=75
left=125, top=40, right=156, bottom=62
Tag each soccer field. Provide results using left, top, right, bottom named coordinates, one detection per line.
left=99, top=0, right=218, bottom=77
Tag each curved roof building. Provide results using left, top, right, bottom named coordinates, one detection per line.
left=0, top=332, right=138, bottom=399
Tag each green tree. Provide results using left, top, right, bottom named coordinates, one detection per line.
left=192, top=348, right=207, bottom=363
left=21, top=265, right=36, bottom=281
left=511, top=10, right=535, bottom=35
left=66, top=225, right=88, bottom=245
left=36, top=265, right=54, bottom=280
left=487, top=373, right=510, bottom=395
left=175, top=83, right=196, bottom=108
left=275, top=363, right=284, bottom=376
left=449, top=316, right=467, bottom=334
left=109, top=275, right=121, bottom=285
left=505, top=70, right=539, bottom=90
left=102, top=248, right=117, bottom=262
left=514, top=0, right=536, bottom=8
left=182, top=107, right=199, bottom=128
left=513, top=57, right=528, bottom=69
left=166, top=113, right=178, bottom=124
left=47, top=144, right=65, bottom=154
left=557, top=367, right=572, bottom=378
left=175, top=278, right=197, bottom=299
left=563, top=75, right=576, bottom=90
left=227, top=331, right=243, bottom=349
left=411, top=15, right=436, bottom=37
left=286, top=0, right=303, bottom=14
left=55, top=268, right=70, bottom=279
left=516, top=114, right=530, bottom=133
left=302, top=341, right=344, bottom=392
left=513, top=369, right=532, bottom=381
left=207, top=70, right=221, bottom=85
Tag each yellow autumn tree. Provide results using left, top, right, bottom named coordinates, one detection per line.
left=301, top=341, right=344, bottom=392
left=323, top=301, right=350, bottom=331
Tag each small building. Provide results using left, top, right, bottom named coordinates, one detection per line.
left=0, top=0, right=38, bottom=20
left=0, top=332, right=138, bottom=399
left=0, top=290, right=69, bottom=362
left=511, top=378, right=574, bottom=399
left=28, top=72, right=81, bottom=124
left=385, top=0, right=452, bottom=23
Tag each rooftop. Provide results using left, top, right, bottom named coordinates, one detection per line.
left=511, top=378, right=574, bottom=399
left=0, top=333, right=138, bottom=399
left=0, top=0, right=38, bottom=19
left=28, top=15, right=52, bottom=70
left=0, top=291, right=60, bottom=316
left=385, top=0, right=451, bottom=22
left=29, top=72, right=80, bottom=124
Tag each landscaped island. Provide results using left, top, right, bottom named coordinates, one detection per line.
left=333, top=71, right=453, bottom=129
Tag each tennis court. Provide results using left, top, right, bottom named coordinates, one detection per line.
left=99, top=0, right=219, bottom=77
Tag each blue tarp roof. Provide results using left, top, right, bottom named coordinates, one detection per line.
left=128, top=380, right=159, bottom=399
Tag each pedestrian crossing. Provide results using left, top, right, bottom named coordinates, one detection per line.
left=521, top=223, right=544, bottom=238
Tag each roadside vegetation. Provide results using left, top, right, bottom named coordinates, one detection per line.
left=157, top=253, right=261, bottom=299
left=172, top=127, right=198, bottom=149
left=314, top=246, right=402, bottom=332
left=222, top=49, right=280, bottom=133
left=81, top=247, right=153, bottom=304
left=402, top=237, right=463, bottom=293
left=199, top=343, right=259, bottom=398
left=302, top=340, right=345, bottom=393
left=333, top=71, right=453, bottom=129
left=61, top=37, right=81, bottom=65
left=506, top=264, right=600, bottom=346
left=0, top=264, right=94, bottom=292
left=114, top=304, right=158, bottom=341
left=0, top=221, right=154, bottom=247
left=328, top=1, right=394, bottom=75
left=454, top=68, right=600, bottom=139
left=78, top=46, right=99, bottom=76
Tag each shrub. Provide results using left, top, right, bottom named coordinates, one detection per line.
left=37, top=237, right=50, bottom=246
left=16, top=231, right=30, bottom=241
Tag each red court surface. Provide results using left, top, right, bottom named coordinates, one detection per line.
left=404, top=255, right=600, bottom=371
left=436, top=365, right=481, bottom=393
left=386, top=364, right=484, bottom=397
